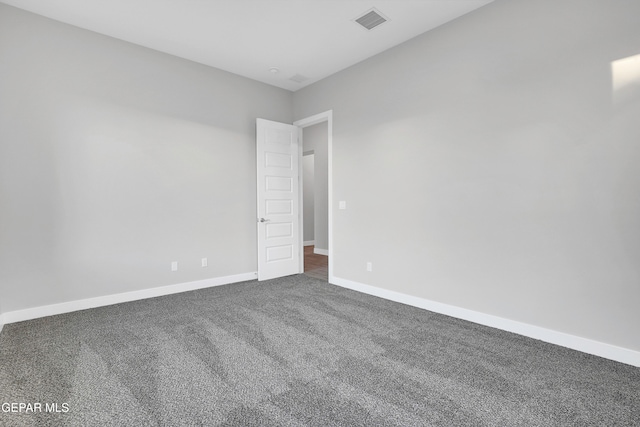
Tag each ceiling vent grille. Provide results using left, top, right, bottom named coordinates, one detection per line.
left=289, top=74, right=309, bottom=83
left=355, top=8, right=388, bottom=30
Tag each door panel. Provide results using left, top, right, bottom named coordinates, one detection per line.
left=256, top=119, right=300, bottom=280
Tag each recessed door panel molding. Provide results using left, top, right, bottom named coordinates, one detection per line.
left=264, top=143, right=294, bottom=155
left=266, top=245, right=293, bottom=263
left=265, top=176, right=293, bottom=192
left=265, top=151, right=293, bottom=169
left=265, top=223, right=293, bottom=239
left=266, top=128, right=293, bottom=146
left=265, top=199, right=293, bottom=216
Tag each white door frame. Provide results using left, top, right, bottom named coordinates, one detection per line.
left=294, top=110, right=333, bottom=283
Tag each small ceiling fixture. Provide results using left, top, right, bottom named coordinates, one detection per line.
left=269, top=67, right=280, bottom=73
left=354, top=8, right=389, bottom=31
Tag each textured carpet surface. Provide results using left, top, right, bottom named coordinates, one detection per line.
left=0, top=275, right=638, bottom=426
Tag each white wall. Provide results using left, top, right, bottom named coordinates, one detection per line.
left=303, top=154, right=315, bottom=243
left=294, top=0, right=640, bottom=352
left=2, top=0, right=639, bottom=360
left=0, top=4, right=293, bottom=314
left=303, top=123, right=329, bottom=252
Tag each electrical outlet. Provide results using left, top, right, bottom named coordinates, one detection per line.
left=201, top=258, right=208, bottom=267
left=171, top=261, right=178, bottom=272
left=367, top=262, right=372, bottom=272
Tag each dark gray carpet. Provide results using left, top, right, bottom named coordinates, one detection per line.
left=1, top=275, right=638, bottom=426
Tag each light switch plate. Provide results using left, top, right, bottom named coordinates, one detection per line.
left=339, top=201, right=346, bottom=210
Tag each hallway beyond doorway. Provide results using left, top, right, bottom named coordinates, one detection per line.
left=304, top=246, right=328, bottom=281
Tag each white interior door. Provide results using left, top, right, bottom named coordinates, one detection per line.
left=256, top=118, right=300, bottom=281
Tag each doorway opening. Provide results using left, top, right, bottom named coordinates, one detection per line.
left=295, top=111, right=332, bottom=282
left=303, top=150, right=328, bottom=280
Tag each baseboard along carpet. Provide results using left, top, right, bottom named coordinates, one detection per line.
left=1, top=275, right=638, bottom=426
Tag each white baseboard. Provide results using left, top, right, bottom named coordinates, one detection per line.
left=314, top=248, right=329, bottom=256
left=1, top=272, right=257, bottom=326
left=304, top=240, right=315, bottom=246
left=331, top=276, right=640, bottom=367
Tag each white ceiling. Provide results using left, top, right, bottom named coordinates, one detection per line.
left=1, top=0, right=494, bottom=91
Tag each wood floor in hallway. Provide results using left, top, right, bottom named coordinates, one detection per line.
left=304, top=245, right=328, bottom=281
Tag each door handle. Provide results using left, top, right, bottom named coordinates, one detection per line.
left=259, top=218, right=270, bottom=223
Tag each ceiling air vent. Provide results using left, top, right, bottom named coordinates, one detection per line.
left=289, top=74, right=309, bottom=84
left=354, top=8, right=388, bottom=31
